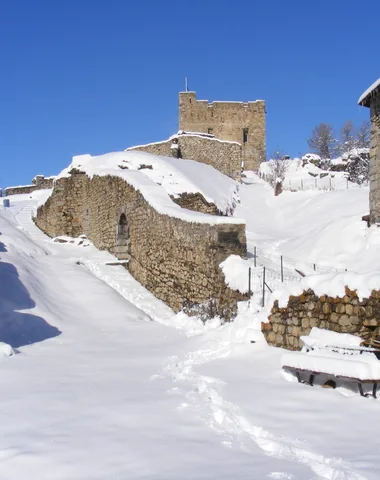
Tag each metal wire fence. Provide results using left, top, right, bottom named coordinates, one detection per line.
left=247, top=246, right=349, bottom=307
left=259, top=173, right=369, bottom=192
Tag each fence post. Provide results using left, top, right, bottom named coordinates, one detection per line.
left=301, top=179, right=303, bottom=190
left=248, top=267, right=252, bottom=297
left=313, top=263, right=316, bottom=271
left=262, top=267, right=266, bottom=307
left=254, top=246, right=257, bottom=268
left=281, top=255, right=284, bottom=282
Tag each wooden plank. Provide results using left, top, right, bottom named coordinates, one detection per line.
left=282, top=365, right=380, bottom=384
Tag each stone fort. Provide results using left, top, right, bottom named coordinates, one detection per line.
left=129, top=91, right=266, bottom=174
left=179, top=91, right=266, bottom=171
left=35, top=152, right=248, bottom=320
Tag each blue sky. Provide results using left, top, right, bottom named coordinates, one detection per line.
left=0, top=0, right=378, bottom=188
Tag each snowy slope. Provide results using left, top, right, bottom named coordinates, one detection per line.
left=259, top=157, right=353, bottom=191
left=235, top=174, right=377, bottom=273
left=1, top=185, right=380, bottom=479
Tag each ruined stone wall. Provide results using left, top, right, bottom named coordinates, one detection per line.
left=128, top=134, right=242, bottom=180
left=5, top=176, right=55, bottom=196
left=171, top=193, right=220, bottom=215
left=33, top=175, right=55, bottom=189
left=5, top=185, right=36, bottom=196
left=263, top=287, right=380, bottom=350
left=178, top=92, right=266, bottom=171
left=35, top=172, right=247, bottom=319
left=370, top=93, right=380, bottom=224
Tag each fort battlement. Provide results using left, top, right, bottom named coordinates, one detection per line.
left=179, top=91, right=266, bottom=171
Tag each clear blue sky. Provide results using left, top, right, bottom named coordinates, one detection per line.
left=1, top=0, right=378, bottom=188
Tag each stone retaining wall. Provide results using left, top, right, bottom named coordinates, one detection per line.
left=5, top=175, right=55, bottom=196
left=5, top=185, right=36, bottom=196
left=128, top=134, right=242, bottom=180
left=263, top=287, right=380, bottom=350
left=35, top=171, right=247, bottom=319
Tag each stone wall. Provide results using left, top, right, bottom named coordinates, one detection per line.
left=5, top=185, right=36, bottom=196
left=128, top=133, right=242, bottom=180
left=263, top=287, right=380, bottom=350
left=171, top=193, right=221, bottom=215
left=178, top=92, right=266, bottom=171
left=5, top=175, right=55, bottom=196
left=370, top=93, right=380, bottom=224
left=35, top=171, right=247, bottom=319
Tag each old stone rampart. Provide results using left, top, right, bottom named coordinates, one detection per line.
left=263, top=287, right=380, bottom=350
left=128, top=133, right=242, bottom=180
left=179, top=92, right=266, bottom=171
left=35, top=171, right=247, bottom=319
left=5, top=175, right=55, bottom=196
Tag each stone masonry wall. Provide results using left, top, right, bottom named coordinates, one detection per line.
left=263, top=287, right=380, bottom=350
left=370, top=93, right=380, bottom=224
left=179, top=92, right=266, bottom=171
left=35, top=172, right=247, bottom=319
left=171, top=193, right=220, bottom=215
left=5, top=175, right=55, bottom=196
left=128, top=134, right=242, bottom=180
left=5, top=185, right=37, bottom=196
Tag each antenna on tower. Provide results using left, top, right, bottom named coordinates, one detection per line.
left=185, top=77, right=188, bottom=92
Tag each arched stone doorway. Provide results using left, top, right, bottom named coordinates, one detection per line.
left=115, top=212, right=130, bottom=260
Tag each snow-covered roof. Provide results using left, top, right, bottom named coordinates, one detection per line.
left=358, top=77, right=380, bottom=107
left=56, top=151, right=244, bottom=225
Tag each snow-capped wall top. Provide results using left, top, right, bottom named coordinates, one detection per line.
left=56, top=150, right=244, bottom=225
left=272, top=270, right=380, bottom=309
left=127, top=130, right=241, bottom=149
left=358, top=77, right=380, bottom=106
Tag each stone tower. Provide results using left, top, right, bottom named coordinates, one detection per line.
left=179, top=91, right=266, bottom=171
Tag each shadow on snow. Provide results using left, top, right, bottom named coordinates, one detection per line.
left=0, top=260, right=61, bottom=348
left=0, top=238, right=7, bottom=253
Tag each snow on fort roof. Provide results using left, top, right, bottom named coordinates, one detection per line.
left=57, top=150, right=245, bottom=226
left=358, top=77, right=380, bottom=106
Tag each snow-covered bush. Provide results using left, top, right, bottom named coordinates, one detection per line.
left=262, top=155, right=290, bottom=188
left=330, top=148, right=369, bottom=185
left=345, top=149, right=370, bottom=185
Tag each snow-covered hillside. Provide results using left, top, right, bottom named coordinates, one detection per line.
left=259, top=156, right=357, bottom=192
left=237, top=174, right=377, bottom=273
left=1, top=177, right=380, bottom=479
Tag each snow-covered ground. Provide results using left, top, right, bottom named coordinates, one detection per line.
left=237, top=173, right=376, bottom=272
left=259, top=156, right=363, bottom=192
left=1, top=176, right=380, bottom=479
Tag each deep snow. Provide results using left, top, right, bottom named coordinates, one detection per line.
left=1, top=172, right=380, bottom=479
left=57, top=150, right=241, bottom=220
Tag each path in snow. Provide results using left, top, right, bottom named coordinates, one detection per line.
left=159, top=341, right=368, bottom=480
left=6, top=194, right=373, bottom=480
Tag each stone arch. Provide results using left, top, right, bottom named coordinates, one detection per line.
left=115, top=211, right=130, bottom=260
